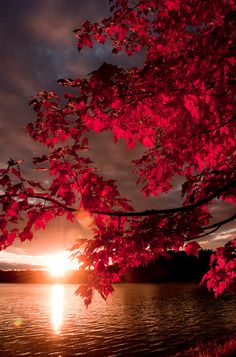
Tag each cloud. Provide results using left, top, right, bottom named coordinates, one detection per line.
left=24, top=0, right=110, bottom=48
left=0, top=251, right=46, bottom=266
left=212, top=227, right=236, bottom=241
left=0, top=248, right=78, bottom=270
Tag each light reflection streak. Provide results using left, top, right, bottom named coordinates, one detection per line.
left=50, top=284, right=64, bottom=334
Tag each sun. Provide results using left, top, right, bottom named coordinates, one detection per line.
left=46, top=252, right=77, bottom=277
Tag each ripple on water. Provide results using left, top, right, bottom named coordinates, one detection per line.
left=0, top=283, right=235, bottom=356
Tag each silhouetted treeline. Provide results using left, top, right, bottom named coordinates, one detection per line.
left=0, top=250, right=212, bottom=284
left=0, top=250, right=213, bottom=284
left=123, top=249, right=213, bottom=283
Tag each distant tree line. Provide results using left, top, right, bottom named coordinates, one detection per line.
left=123, top=249, right=213, bottom=283
left=0, top=250, right=212, bottom=284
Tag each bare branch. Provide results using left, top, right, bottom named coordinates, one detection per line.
left=186, top=213, right=236, bottom=241
left=191, top=116, right=236, bottom=138
left=91, top=180, right=236, bottom=217
left=201, top=213, right=236, bottom=232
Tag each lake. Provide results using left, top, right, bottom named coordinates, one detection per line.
left=0, top=283, right=235, bottom=356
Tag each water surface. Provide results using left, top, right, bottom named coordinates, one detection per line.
left=0, top=283, right=235, bottom=356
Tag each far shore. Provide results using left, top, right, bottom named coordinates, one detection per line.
left=0, top=250, right=213, bottom=284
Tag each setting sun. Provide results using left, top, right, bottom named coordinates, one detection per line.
left=46, top=252, right=78, bottom=277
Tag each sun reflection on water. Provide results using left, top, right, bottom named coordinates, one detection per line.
left=50, top=284, right=64, bottom=334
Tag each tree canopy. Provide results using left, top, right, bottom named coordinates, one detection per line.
left=0, top=0, right=235, bottom=305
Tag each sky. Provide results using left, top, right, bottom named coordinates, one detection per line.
left=0, top=0, right=235, bottom=269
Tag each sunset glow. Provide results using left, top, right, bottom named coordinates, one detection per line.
left=46, top=252, right=77, bottom=277
left=76, top=208, right=95, bottom=228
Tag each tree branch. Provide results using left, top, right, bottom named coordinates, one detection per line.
left=4, top=179, right=233, bottom=217
left=190, top=116, right=236, bottom=138
left=1, top=180, right=235, bottom=219
left=201, top=213, right=236, bottom=232
left=195, top=226, right=221, bottom=239
left=186, top=213, right=236, bottom=241
left=62, top=154, right=87, bottom=209
left=91, top=180, right=236, bottom=216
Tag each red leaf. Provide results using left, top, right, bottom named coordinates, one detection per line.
left=0, top=175, right=10, bottom=186
left=184, top=94, right=200, bottom=121
left=142, top=137, right=154, bottom=148
left=185, top=242, right=201, bottom=257
left=19, top=230, right=33, bottom=242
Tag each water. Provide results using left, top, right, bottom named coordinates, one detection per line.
left=0, top=283, right=235, bottom=356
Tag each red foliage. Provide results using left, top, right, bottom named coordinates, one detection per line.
left=173, top=332, right=236, bottom=356
left=185, top=242, right=201, bottom=257
left=201, top=239, right=236, bottom=298
left=0, top=0, right=235, bottom=304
